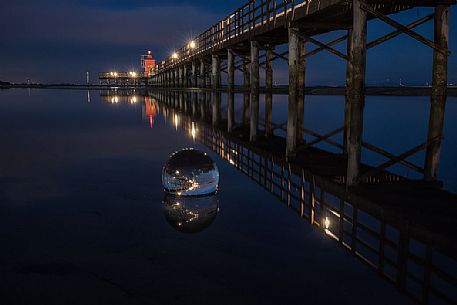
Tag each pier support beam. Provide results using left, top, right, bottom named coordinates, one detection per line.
left=346, top=0, right=367, bottom=186
left=183, top=65, right=188, bottom=88
left=250, top=41, right=260, bottom=142
left=178, top=67, right=183, bottom=88
left=297, top=42, right=306, bottom=144
left=206, top=62, right=212, bottom=88
left=265, top=48, right=273, bottom=136
left=286, top=28, right=306, bottom=157
left=425, top=5, right=449, bottom=181
left=192, top=61, right=197, bottom=88
left=199, top=60, right=206, bottom=88
left=344, top=29, right=353, bottom=153
left=211, top=54, right=221, bottom=127
left=212, top=55, right=221, bottom=90
left=227, top=49, right=235, bottom=133
left=243, top=58, right=251, bottom=127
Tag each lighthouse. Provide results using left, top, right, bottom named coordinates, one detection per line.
left=142, top=51, right=156, bottom=77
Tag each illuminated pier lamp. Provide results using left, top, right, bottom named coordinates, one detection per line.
left=171, top=52, right=179, bottom=60
left=189, top=40, right=196, bottom=49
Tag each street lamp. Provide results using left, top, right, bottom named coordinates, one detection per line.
left=172, top=52, right=179, bottom=60
left=189, top=40, right=196, bottom=49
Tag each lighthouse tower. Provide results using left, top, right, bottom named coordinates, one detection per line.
left=142, top=51, right=156, bottom=77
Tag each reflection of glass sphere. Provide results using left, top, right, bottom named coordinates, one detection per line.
left=162, top=148, right=219, bottom=196
left=163, top=193, right=219, bottom=233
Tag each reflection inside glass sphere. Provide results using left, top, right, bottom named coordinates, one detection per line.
left=163, top=193, right=219, bottom=233
left=162, top=148, right=219, bottom=196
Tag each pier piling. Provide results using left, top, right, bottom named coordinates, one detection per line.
left=425, top=5, right=449, bottom=181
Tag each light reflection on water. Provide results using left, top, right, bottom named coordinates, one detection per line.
left=0, top=89, right=455, bottom=305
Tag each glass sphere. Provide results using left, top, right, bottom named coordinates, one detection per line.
left=162, top=148, right=219, bottom=196
left=163, top=193, right=219, bottom=233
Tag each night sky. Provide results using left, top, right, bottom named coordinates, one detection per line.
left=0, top=0, right=456, bottom=85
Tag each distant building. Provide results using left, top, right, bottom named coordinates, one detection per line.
left=99, top=50, right=157, bottom=86
left=142, top=51, right=156, bottom=77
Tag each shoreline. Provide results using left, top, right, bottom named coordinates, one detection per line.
left=1, top=84, right=457, bottom=96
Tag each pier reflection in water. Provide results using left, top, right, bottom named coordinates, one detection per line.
left=116, top=90, right=457, bottom=305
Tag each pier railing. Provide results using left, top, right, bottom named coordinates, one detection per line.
left=156, top=0, right=314, bottom=72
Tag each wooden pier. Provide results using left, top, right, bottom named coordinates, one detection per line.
left=148, top=0, right=454, bottom=187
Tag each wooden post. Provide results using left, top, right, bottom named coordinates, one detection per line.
left=346, top=0, right=367, bottom=186
left=183, top=65, right=188, bottom=88
left=174, top=69, right=178, bottom=88
left=192, top=61, right=197, bottom=88
left=286, top=28, right=305, bottom=157
left=243, top=57, right=251, bottom=127
left=171, top=70, right=174, bottom=87
left=178, top=66, right=183, bottom=88
left=425, top=5, right=449, bottom=181
left=265, top=48, right=273, bottom=136
left=199, top=59, right=206, bottom=88
left=212, top=54, right=221, bottom=90
left=227, top=49, right=235, bottom=133
left=250, top=41, right=260, bottom=142
left=297, top=41, right=306, bottom=144
left=206, top=63, right=212, bottom=88
left=344, top=29, right=353, bottom=153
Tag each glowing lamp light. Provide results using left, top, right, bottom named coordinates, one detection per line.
left=324, top=217, right=330, bottom=230
left=191, top=122, right=197, bottom=141
left=189, top=40, right=196, bottom=49
left=174, top=114, right=179, bottom=130
left=172, top=52, right=179, bottom=60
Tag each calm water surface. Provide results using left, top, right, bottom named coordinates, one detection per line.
left=1, top=88, right=455, bottom=305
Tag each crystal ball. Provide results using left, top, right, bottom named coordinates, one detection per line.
left=162, top=193, right=219, bottom=233
left=162, top=148, right=219, bottom=196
